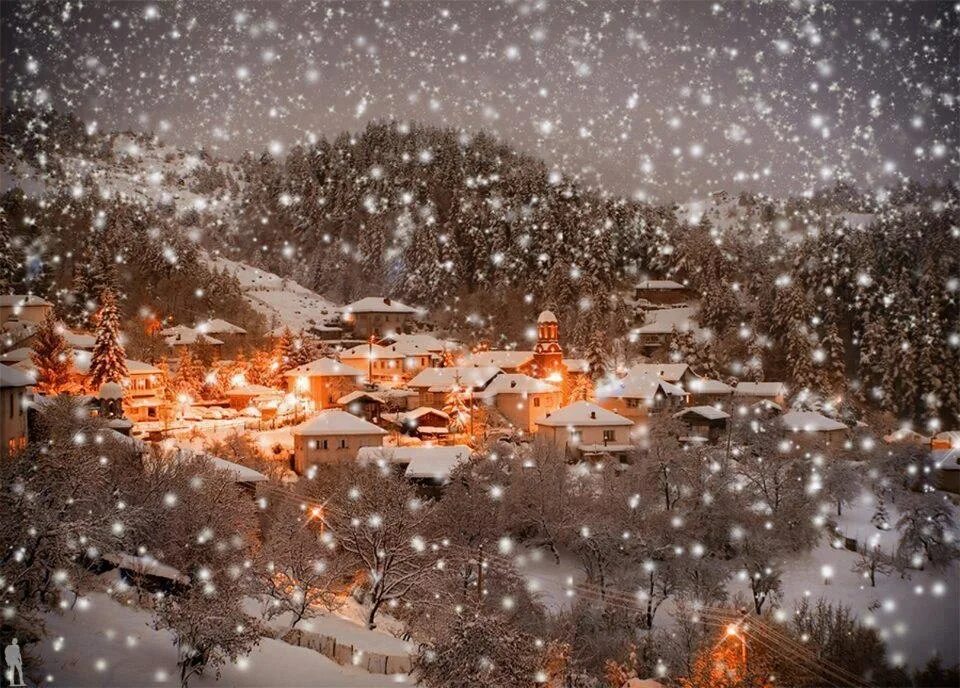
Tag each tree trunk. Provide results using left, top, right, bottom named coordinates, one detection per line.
left=367, top=598, right=382, bottom=630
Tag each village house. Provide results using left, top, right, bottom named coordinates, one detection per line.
left=284, top=357, right=365, bottom=410
left=223, top=384, right=283, bottom=411
left=535, top=400, right=634, bottom=459
left=685, top=376, right=734, bottom=406
left=1, top=363, right=32, bottom=457
left=162, top=326, right=224, bottom=360
left=380, top=332, right=460, bottom=365
left=0, top=294, right=54, bottom=325
left=357, top=444, right=471, bottom=495
left=406, top=365, right=503, bottom=409
left=292, top=409, right=388, bottom=472
left=634, top=279, right=695, bottom=305
left=626, top=362, right=698, bottom=388
left=780, top=410, right=848, bottom=445
left=337, top=390, right=387, bottom=424
left=381, top=406, right=450, bottom=440
left=195, top=318, right=247, bottom=355
left=339, top=342, right=410, bottom=382
left=341, top=297, right=416, bottom=338
left=634, top=306, right=699, bottom=352
left=673, top=406, right=731, bottom=443
left=733, top=381, right=788, bottom=407
left=13, top=351, right=164, bottom=423
left=480, top=373, right=563, bottom=433
left=595, top=373, right=688, bottom=423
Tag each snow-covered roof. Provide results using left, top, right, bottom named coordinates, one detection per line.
left=357, top=444, right=470, bottom=470
left=196, top=318, right=247, bottom=335
left=636, top=279, right=686, bottom=290
left=159, top=324, right=195, bottom=337
left=596, top=373, right=686, bottom=400
left=337, top=390, right=387, bottom=405
left=563, top=358, right=589, bottom=374
left=343, top=297, right=416, bottom=314
left=165, top=330, right=224, bottom=347
left=674, top=405, right=730, bottom=421
left=293, top=409, right=388, bottom=436
left=208, top=456, right=268, bottom=483
left=687, top=377, right=733, bottom=395
left=224, top=384, right=281, bottom=397
left=340, top=343, right=405, bottom=360
left=486, top=373, right=559, bottom=395
left=404, top=406, right=449, bottom=420
left=103, top=553, right=189, bottom=585
left=626, top=363, right=689, bottom=382
left=63, top=330, right=96, bottom=349
left=381, top=332, right=456, bottom=355
left=0, top=362, right=33, bottom=388
left=538, top=310, right=558, bottom=323
left=536, top=401, right=633, bottom=428
left=0, top=347, right=32, bottom=363
left=407, top=365, right=502, bottom=390
left=284, top=357, right=365, bottom=378
left=460, top=350, right=534, bottom=369
left=404, top=446, right=471, bottom=481
left=781, top=411, right=847, bottom=433
left=0, top=294, right=53, bottom=308
left=734, top=381, right=787, bottom=397
left=636, top=307, right=698, bottom=335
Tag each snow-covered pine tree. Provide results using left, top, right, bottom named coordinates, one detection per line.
left=88, top=290, right=128, bottom=390
left=443, top=384, right=470, bottom=435
left=30, top=314, right=73, bottom=395
left=823, top=321, right=846, bottom=394
left=172, top=348, right=206, bottom=400
left=273, top=328, right=294, bottom=371
left=0, top=221, right=18, bottom=291
left=747, top=335, right=765, bottom=383
left=586, top=330, right=607, bottom=380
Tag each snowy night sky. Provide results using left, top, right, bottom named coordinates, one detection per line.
left=1, top=0, right=958, bottom=201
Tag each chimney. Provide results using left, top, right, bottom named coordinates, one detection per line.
left=384, top=297, right=392, bottom=306
left=590, top=411, right=596, bottom=419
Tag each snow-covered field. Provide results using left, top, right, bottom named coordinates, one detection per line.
left=209, top=255, right=341, bottom=333
left=507, top=491, right=959, bottom=670
left=36, top=593, right=410, bottom=687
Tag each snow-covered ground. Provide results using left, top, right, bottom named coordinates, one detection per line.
left=36, top=593, right=411, bottom=687
left=209, top=255, right=341, bottom=333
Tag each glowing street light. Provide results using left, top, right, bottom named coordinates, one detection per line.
left=726, top=624, right=747, bottom=664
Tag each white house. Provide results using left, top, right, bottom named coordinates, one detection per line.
left=780, top=410, right=848, bottom=444
left=341, top=297, right=416, bottom=337
left=292, top=409, right=388, bottom=472
left=535, top=400, right=634, bottom=458
left=596, top=373, right=688, bottom=422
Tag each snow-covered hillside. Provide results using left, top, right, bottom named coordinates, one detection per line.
left=2, top=133, right=237, bottom=218
left=209, top=255, right=341, bottom=333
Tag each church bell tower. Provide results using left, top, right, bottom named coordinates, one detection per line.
left=533, top=310, right=564, bottom=380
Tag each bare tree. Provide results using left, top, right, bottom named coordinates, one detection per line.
left=319, top=464, right=440, bottom=629
left=253, top=498, right=351, bottom=632
left=851, top=544, right=893, bottom=587
left=506, top=438, right=575, bottom=563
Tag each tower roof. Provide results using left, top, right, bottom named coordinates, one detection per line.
left=537, top=310, right=558, bottom=323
